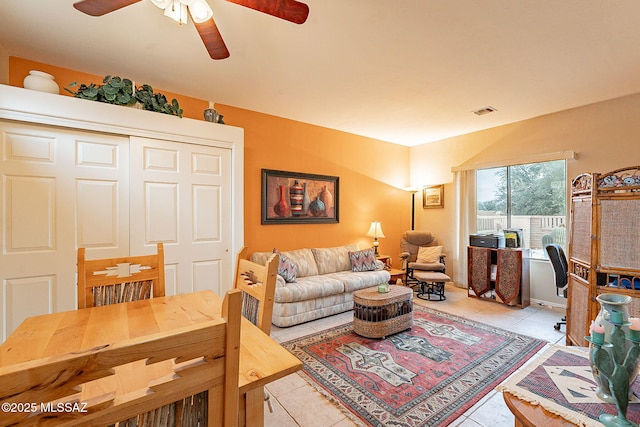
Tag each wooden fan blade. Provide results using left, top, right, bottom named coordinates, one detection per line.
left=73, top=0, right=142, bottom=16
left=227, top=0, right=309, bottom=24
left=194, top=18, right=230, bottom=60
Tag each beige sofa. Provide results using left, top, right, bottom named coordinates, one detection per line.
left=250, top=244, right=391, bottom=327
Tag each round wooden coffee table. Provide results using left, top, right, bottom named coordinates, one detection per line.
left=353, top=285, right=413, bottom=338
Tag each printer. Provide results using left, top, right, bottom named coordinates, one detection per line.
left=469, top=233, right=506, bottom=249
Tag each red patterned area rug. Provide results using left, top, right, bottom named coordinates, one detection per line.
left=282, top=305, right=546, bottom=427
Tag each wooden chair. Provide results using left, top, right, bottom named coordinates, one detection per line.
left=77, top=243, right=165, bottom=309
left=234, top=247, right=279, bottom=423
left=234, top=247, right=279, bottom=336
left=0, top=289, right=242, bottom=427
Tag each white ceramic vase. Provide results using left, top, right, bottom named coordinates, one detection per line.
left=23, top=70, right=59, bottom=94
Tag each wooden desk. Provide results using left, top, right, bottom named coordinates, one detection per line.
left=0, top=291, right=301, bottom=426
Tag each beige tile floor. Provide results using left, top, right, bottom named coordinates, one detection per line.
left=264, top=284, right=567, bottom=427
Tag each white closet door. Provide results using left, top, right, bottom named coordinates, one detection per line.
left=129, top=137, right=233, bottom=296
left=0, top=121, right=129, bottom=341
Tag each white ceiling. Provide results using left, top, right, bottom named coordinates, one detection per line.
left=2, top=0, right=640, bottom=146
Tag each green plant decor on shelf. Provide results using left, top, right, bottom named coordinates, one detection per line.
left=65, top=75, right=136, bottom=106
left=134, top=84, right=183, bottom=118
left=65, top=76, right=183, bottom=118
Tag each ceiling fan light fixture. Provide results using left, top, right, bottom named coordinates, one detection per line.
left=163, top=0, right=188, bottom=24
left=73, top=0, right=309, bottom=60
left=189, top=0, right=213, bottom=23
left=150, top=0, right=172, bottom=9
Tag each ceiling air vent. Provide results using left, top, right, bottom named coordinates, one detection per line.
left=472, top=106, right=497, bottom=116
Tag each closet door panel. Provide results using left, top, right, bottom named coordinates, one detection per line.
left=74, top=136, right=130, bottom=256
left=4, top=276, right=54, bottom=337
left=144, top=181, right=179, bottom=243
left=77, top=179, right=120, bottom=247
left=5, top=176, right=55, bottom=251
left=130, top=137, right=232, bottom=296
left=0, top=121, right=129, bottom=341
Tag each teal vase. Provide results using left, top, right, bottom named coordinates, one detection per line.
left=308, top=197, right=325, bottom=217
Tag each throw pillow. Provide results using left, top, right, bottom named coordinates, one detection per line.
left=416, top=245, right=443, bottom=263
left=273, top=249, right=297, bottom=283
left=349, top=248, right=378, bottom=272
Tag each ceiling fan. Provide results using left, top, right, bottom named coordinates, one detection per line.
left=73, top=0, right=309, bottom=60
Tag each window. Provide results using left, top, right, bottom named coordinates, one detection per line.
left=476, top=160, right=566, bottom=257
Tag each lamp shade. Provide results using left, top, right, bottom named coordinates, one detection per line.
left=366, top=221, right=385, bottom=239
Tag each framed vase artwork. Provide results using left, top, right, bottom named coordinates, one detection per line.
left=423, top=185, right=444, bottom=209
left=261, top=169, right=339, bottom=224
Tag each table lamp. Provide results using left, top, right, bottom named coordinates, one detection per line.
left=366, top=221, right=385, bottom=256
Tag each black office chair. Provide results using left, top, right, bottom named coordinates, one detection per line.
left=545, top=243, right=568, bottom=331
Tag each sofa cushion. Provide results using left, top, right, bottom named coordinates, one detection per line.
left=274, top=275, right=344, bottom=303
left=274, top=249, right=297, bottom=283
left=271, top=295, right=354, bottom=328
left=251, top=248, right=318, bottom=278
left=312, top=244, right=358, bottom=275
left=349, top=247, right=378, bottom=272
left=417, top=245, right=443, bottom=263
left=327, top=269, right=391, bottom=293
left=409, top=261, right=446, bottom=271
left=281, top=248, right=319, bottom=277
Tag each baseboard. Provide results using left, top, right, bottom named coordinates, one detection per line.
left=530, top=298, right=567, bottom=310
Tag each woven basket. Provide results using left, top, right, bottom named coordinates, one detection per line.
left=353, top=286, right=413, bottom=338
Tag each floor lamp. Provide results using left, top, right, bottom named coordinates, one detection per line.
left=411, top=191, right=416, bottom=230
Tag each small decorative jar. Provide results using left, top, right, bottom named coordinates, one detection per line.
left=23, top=70, right=60, bottom=94
left=204, top=108, right=220, bottom=123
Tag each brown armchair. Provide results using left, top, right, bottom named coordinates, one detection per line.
left=400, top=231, right=446, bottom=288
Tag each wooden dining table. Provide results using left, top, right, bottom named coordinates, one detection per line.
left=0, top=290, right=302, bottom=426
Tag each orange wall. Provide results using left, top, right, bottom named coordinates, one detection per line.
left=217, top=104, right=411, bottom=264
left=8, top=57, right=412, bottom=268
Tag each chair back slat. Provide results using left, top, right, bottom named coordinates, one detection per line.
left=234, top=247, right=279, bottom=335
left=78, top=243, right=165, bottom=309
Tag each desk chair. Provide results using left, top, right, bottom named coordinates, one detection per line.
left=77, top=243, right=165, bottom=309
left=545, top=243, right=568, bottom=331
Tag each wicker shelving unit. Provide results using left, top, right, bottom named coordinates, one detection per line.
left=567, top=166, right=640, bottom=346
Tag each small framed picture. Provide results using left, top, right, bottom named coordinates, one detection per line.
left=423, top=185, right=444, bottom=209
